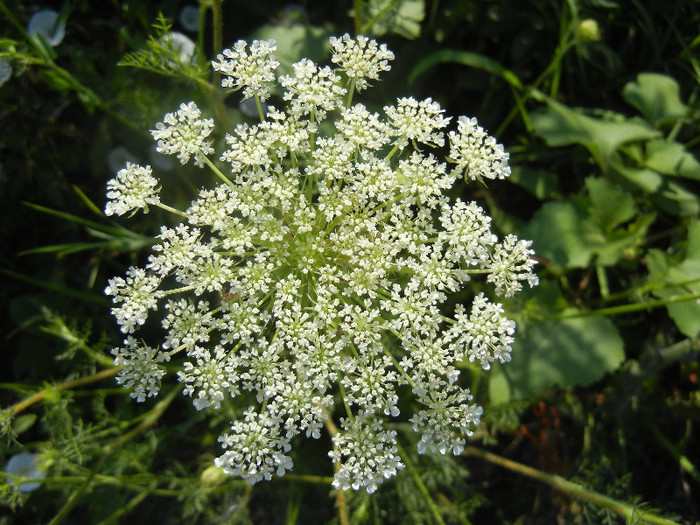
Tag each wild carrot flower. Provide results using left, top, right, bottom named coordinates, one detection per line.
left=105, top=35, right=537, bottom=493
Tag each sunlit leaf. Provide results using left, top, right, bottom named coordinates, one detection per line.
left=647, top=223, right=700, bottom=338
left=622, top=73, right=688, bottom=125
left=530, top=99, right=660, bottom=168
left=644, top=139, right=700, bottom=180
left=489, top=315, right=625, bottom=403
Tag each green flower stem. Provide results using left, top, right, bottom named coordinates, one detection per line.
left=344, top=78, right=357, bottom=108
left=9, top=367, right=121, bottom=416
left=283, top=473, right=336, bottom=484
left=203, top=156, right=234, bottom=186
left=104, top=386, right=181, bottom=454
left=254, top=94, right=266, bottom=122
left=154, top=202, right=188, bottom=218
left=211, top=0, right=223, bottom=62
left=542, top=291, right=700, bottom=321
left=382, top=345, right=415, bottom=389
left=493, top=32, right=575, bottom=137
left=601, top=276, right=700, bottom=304
left=360, top=0, right=399, bottom=35
left=162, top=284, right=198, bottom=296
left=323, top=412, right=350, bottom=525
left=463, top=446, right=679, bottom=525
left=100, top=487, right=153, bottom=523
left=33, top=472, right=217, bottom=495
left=646, top=421, right=700, bottom=484
left=385, top=144, right=401, bottom=161
left=395, top=442, right=448, bottom=525
left=336, top=378, right=355, bottom=425
left=353, top=0, right=362, bottom=36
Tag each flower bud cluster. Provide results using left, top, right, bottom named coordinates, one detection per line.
left=105, top=34, right=538, bottom=493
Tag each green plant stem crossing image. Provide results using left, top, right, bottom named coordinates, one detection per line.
left=1, top=1, right=698, bottom=524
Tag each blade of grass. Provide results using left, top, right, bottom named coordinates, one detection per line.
left=23, top=201, right=143, bottom=238
left=0, top=267, right=109, bottom=305
left=73, top=185, right=107, bottom=218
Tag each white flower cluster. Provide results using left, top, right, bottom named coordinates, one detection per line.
left=449, top=116, right=511, bottom=182
left=212, top=39, right=279, bottom=101
left=105, top=35, right=538, bottom=493
left=151, top=101, right=214, bottom=167
left=329, top=34, right=395, bottom=92
left=105, top=163, right=161, bottom=216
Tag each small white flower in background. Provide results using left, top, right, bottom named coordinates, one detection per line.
left=0, top=59, right=12, bottom=87
left=148, top=144, right=175, bottom=171
left=107, top=146, right=139, bottom=173
left=27, top=9, right=65, bottom=47
left=239, top=97, right=268, bottom=118
left=106, top=35, right=538, bottom=493
left=161, top=31, right=196, bottom=63
left=178, top=5, right=200, bottom=33
left=4, top=453, right=46, bottom=493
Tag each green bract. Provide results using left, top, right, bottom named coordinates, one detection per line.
left=105, top=34, right=537, bottom=493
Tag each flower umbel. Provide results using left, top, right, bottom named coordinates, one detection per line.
left=106, top=35, right=538, bottom=493
left=151, top=101, right=214, bottom=167
left=105, top=162, right=160, bottom=216
left=212, top=39, right=279, bottom=101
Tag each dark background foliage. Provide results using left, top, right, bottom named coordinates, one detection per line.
left=1, top=0, right=699, bottom=523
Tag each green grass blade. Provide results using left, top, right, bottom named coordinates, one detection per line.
left=408, top=49, right=524, bottom=90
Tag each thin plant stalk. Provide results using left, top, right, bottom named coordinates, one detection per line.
left=464, top=446, right=679, bottom=525
left=396, top=442, right=448, bottom=525
left=48, top=386, right=180, bottom=525
left=9, top=368, right=121, bottom=416
left=324, top=414, right=349, bottom=525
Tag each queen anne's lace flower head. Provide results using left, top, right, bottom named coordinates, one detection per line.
left=151, top=101, right=214, bottom=167
left=111, top=337, right=170, bottom=402
left=385, top=97, right=451, bottom=149
left=330, top=33, right=395, bottom=92
left=212, top=39, right=279, bottom=101
left=105, top=162, right=160, bottom=216
left=449, top=116, right=511, bottom=182
left=106, top=35, right=538, bottom=494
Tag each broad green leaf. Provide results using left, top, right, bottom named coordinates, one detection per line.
left=524, top=188, right=652, bottom=268
left=645, top=139, right=700, bottom=180
left=523, top=200, right=592, bottom=267
left=508, top=165, right=559, bottom=200
left=594, top=213, right=655, bottom=266
left=648, top=223, right=700, bottom=338
left=585, top=177, right=636, bottom=231
left=364, top=0, right=425, bottom=40
left=530, top=99, right=660, bottom=168
left=489, top=315, right=625, bottom=403
left=252, top=25, right=330, bottom=77
left=651, top=179, right=700, bottom=217
left=622, top=73, right=687, bottom=125
left=609, top=159, right=663, bottom=193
